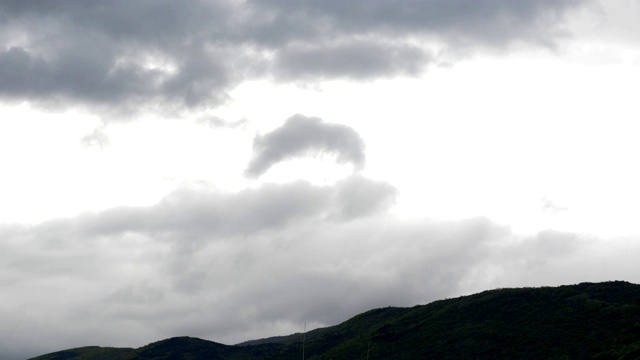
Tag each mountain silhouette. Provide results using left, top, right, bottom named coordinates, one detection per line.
left=30, top=281, right=640, bottom=359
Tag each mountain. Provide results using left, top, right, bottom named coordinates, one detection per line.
left=30, top=281, right=640, bottom=360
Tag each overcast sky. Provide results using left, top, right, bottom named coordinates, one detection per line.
left=2, top=1, right=640, bottom=359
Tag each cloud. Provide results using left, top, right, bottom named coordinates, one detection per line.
left=244, top=115, right=366, bottom=178
left=23, top=175, right=394, bottom=247
left=332, top=175, right=397, bottom=221
left=3, top=185, right=633, bottom=360
left=0, top=0, right=590, bottom=118
left=542, top=196, right=569, bottom=213
left=80, top=127, right=110, bottom=149
left=274, top=40, right=431, bottom=80
left=0, top=175, right=400, bottom=358
left=197, top=116, right=247, bottom=129
left=0, top=0, right=239, bottom=117
left=1, top=173, right=639, bottom=359
left=252, top=0, right=586, bottom=46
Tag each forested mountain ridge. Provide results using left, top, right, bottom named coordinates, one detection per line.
left=30, top=281, right=640, bottom=359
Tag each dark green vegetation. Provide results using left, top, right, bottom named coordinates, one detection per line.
left=27, top=346, right=134, bottom=360
left=30, top=281, right=640, bottom=360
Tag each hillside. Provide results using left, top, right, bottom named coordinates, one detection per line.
left=30, top=281, right=640, bottom=360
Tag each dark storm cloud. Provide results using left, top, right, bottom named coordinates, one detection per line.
left=245, top=115, right=366, bottom=178
left=0, top=0, right=238, bottom=116
left=252, top=0, right=586, bottom=46
left=0, top=0, right=589, bottom=117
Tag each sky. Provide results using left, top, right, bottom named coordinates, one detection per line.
left=1, top=0, right=640, bottom=358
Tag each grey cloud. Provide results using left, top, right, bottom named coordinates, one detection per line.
left=245, top=115, right=366, bottom=178
left=218, top=217, right=505, bottom=328
left=76, top=181, right=333, bottom=240
left=333, top=175, right=397, bottom=220
left=274, top=40, right=430, bottom=80
left=499, top=230, right=587, bottom=271
left=0, top=0, right=589, bottom=117
left=252, top=0, right=586, bottom=47
left=33, top=175, right=393, bottom=244
left=1, top=178, right=637, bottom=359
left=527, top=230, right=583, bottom=257
left=0, top=43, right=232, bottom=117
left=0, top=0, right=238, bottom=116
